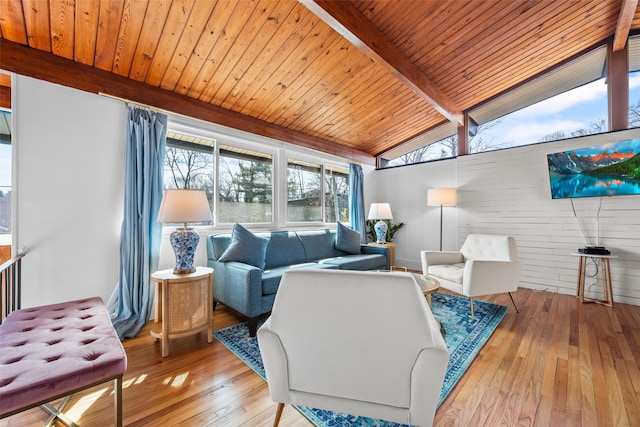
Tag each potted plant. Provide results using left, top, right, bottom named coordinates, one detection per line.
left=366, top=219, right=405, bottom=243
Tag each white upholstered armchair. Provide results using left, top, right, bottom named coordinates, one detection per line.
left=421, top=234, right=521, bottom=317
left=257, top=269, right=448, bottom=427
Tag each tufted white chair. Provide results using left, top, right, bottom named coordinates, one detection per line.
left=257, top=269, right=448, bottom=427
left=421, top=234, right=521, bottom=317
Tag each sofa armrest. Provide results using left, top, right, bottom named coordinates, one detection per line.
left=420, top=251, right=464, bottom=274
left=208, top=259, right=263, bottom=317
left=257, top=318, right=290, bottom=404
left=463, top=259, right=521, bottom=296
left=361, top=244, right=390, bottom=269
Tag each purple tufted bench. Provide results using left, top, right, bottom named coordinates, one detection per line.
left=0, top=297, right=127, bottom=426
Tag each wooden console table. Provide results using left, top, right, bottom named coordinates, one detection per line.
left=151, top=266, right=214, bottom=357
left=571, top=253, right=616, bottom=308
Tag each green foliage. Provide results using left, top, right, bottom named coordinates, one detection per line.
left=588, top=153, right=640, bottom=179
left=366, top=219, right=405, bottom=243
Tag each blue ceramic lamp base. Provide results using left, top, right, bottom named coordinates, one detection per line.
left=374, top=220, right=388, bottom=244
left=170, top=227, right=200, bottom=274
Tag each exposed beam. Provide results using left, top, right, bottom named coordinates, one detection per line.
left=613, top=0, right=638, bottom=51
left=457, top=115, right=469, bottom=157
left=0, top=86, right=10, bottom=110
left=0, top=40, right=374, bottom=166
left=608, top=42, right=629, bottom=130
left=300, top=0, right=463, bottom=125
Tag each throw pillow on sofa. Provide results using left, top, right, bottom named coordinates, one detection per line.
left=219, top=223, right=269, bottom=270
left=335, top=222, right=361, bottom=255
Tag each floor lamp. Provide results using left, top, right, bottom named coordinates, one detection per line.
left=427, top=188, right=457, bottom=251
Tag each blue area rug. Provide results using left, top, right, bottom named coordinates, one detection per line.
left=214, top=293, right=507, bottom=427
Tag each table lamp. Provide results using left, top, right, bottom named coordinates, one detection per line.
left=427, top=188, right=457, bottom=251
left=367, top=203, right=393, bottom=244
left=157, top=189, right=213, bottom=274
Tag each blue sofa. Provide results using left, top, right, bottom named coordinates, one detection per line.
left=207, top=229, right=390, bottom=336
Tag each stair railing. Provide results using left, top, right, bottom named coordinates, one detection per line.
left=1, top=253, right=23, bottom=323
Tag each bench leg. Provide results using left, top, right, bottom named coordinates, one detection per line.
left=41, top=396, right=79, bottom=427
left=115, top=376, right=123, bottom=427
left=37, top=377, right=122, bottom=427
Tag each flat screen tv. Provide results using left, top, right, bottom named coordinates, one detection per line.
left=546, top=138, right=640, bottom=199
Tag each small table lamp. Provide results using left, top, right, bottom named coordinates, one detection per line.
left=367, top=203, right=393, bottom=244
left=157, top=189, right=213, bottom=274
left=427, top=188, right=457, bottom=251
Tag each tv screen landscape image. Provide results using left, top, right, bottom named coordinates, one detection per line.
left=546, top=138, right=640, bottom=199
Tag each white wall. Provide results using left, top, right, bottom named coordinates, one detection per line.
left=457, top=129, right=640, bottom=305
left=14, top=76, right=126, bottom=307
left=365, top=158, right=458, bottom=270
left=373, top=129, right=640, bottom=306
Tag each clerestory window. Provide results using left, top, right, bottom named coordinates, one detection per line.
left=380, top=44, right=620, bottom=167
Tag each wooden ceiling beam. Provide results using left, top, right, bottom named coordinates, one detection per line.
left=0, top=86, right=10, bottom=110
left=0, top=39, right=375, bottom=165
left=0, top=72, right=11, bottom=109
left=613, top=0, right=638, bottom=51
left=300, top=0, right=463, bottom=125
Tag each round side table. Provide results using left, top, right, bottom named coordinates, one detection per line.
left=150, top=266, right=214, bottom=357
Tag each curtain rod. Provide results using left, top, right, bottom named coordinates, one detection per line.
left=98, top=92, right=162, bottom=113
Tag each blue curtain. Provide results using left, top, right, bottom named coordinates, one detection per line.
left=349, top=163, right=367, bottom=243
left=108, top=106, right=167, bottom=339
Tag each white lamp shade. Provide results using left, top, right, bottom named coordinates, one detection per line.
left=367, top=203, right=393, bottom=220
left=157, top=189, right=213, bottom=224
left=427, top=188, right=457, bottom=207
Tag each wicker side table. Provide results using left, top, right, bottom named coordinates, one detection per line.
left=150, top=266, right=214, bottom=357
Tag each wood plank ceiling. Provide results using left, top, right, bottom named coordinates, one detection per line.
left=1, top=0, right=639, bottom=164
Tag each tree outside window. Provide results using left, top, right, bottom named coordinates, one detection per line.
left=385, top=76, right=621, bottom=167
left=218, top=145, right=273, bottom=224
left=287, top=160, right=322, bottom=222
left=324, top=166, right=349, bottom=223
left=163, top=136, right=214, bottom=225
left=286, top=160, right=349, bottom=223
left=164, top=134, right=349, bottom=226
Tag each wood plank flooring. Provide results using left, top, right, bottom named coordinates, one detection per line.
left=2, top=288, right=639, bottom=427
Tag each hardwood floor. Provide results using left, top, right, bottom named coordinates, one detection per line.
left=2, top=288, right=639, bottom=427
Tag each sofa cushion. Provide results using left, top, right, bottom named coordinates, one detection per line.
left=262, top=263, right=338, bottom=296
left=219, top=223, right=269, bottom=270
left=210, top=234, right=232, bottom=260
left=319, top=254, right=386, bottom=271
left=428, top=263, right=465, bottom=284
left=335, top=222, right=361, bottom=255
left=264, top=231, right=306, bottom=269
left=299, top=230, right=344, bottom=261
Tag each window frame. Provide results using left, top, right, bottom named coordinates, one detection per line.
left=165, top=118, right=351, bottom=232
left=283, top=150, right=350, bottom=227
left=216, top=142, right=275, bottom=227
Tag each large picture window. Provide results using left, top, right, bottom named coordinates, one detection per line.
left=164, top=126, right=349, bottom=227
left=286, top=160, right=350, bottom=224
left=324, top=165, right=349, bottom=223
left=218, top=145, right=273, bottom=224
left=287, top=159, right=322, bottom=222
left=163, top=132, right=214, bottom=224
